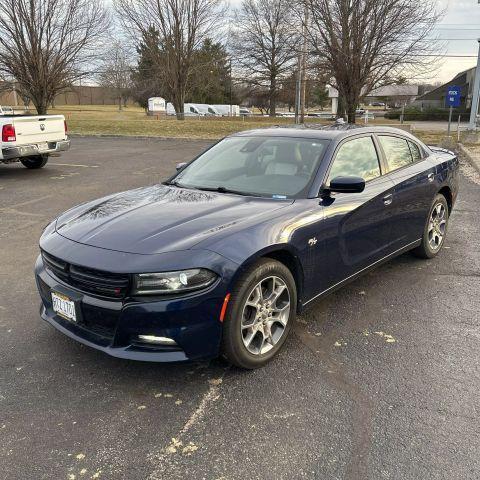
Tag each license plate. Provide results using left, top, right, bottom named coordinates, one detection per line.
left=52, top=291, right=76, bottom=322
left=37, top=142, right=49, bottom=152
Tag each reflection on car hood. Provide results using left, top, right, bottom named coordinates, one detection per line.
left=55, top=184, right=293, bottom=254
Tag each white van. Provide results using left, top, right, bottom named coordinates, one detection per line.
left=165, top=103, right=219, bottom=117
left=166, top=102, right=176, bottom=116
left=212, top=105, right=240, bottom=116
left=166, top=103, right=200, bottom=116
left=189, top=104, right=220, bottom=116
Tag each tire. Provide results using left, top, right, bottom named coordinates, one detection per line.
left=21, top=154, right=49, bottom=169
left=412, top=193, right=449, bottom=259
left=221, top=258, right=297, bottom=369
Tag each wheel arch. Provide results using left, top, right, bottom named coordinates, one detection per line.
left=438, top=185, right=453, bottom=213
left=231, top=245, right=305, bottom=312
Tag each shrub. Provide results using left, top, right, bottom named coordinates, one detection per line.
left=384, top=106, right=470, bottom=121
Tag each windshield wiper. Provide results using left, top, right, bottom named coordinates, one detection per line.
left=194, top=186, right=256, bottom=196
left=163, top=180, right=196, bottom=190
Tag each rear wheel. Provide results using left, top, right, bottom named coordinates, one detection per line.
left=221, top=259, right=297, bottom=369
left=21, top=154, right=49, bottom=169
left=412, top=194, right=449, bottom=259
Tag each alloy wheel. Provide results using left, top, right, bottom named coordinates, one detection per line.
left=240, top=276, right=290, bottom=355
left=428, top=203, right=447, bottom=251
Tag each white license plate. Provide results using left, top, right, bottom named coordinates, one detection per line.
left=37, top=142, right=49, bottom=152
left=52, top=292, right=76, bottom=322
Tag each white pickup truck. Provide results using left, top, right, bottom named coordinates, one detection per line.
left=0, top=112, right=70, bottom=169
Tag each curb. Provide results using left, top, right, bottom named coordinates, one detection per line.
left=457, top=143, right=480, bottom=174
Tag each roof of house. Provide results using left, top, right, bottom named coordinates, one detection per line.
left=367, top=85, right=419, bottom=97
left=328, top=84, right=419, bottom=98
left=415, top=66, right=475, bottom=101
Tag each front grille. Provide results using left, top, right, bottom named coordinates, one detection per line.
left=41, top=250, right=130, bottom=299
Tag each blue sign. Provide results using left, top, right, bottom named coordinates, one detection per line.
left=445, top=85, right=461, bottom=107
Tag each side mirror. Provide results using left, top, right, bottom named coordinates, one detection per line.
left=176, top=162, right=187, bottom=171
left=328, top=176, right=365, bottom=193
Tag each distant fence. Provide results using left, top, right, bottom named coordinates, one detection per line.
left=0, top=85, right=137, bottom=107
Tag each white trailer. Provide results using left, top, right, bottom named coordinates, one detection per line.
left=147, top=97, right=166, bottom=115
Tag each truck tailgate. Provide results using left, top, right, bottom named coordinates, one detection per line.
left=13, top=115, right=65, bottom=144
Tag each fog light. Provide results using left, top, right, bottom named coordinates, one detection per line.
left=137, top=335, right=177, bottom=346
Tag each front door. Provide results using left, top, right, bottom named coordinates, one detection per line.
left=318, top=135, right=396, bottom=289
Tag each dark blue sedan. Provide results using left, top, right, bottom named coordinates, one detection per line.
left=35, top=125, right=459, bottom=368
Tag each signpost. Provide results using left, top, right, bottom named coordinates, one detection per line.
left=446, top=85, right=461, bottom=136
left=469, top=39, right=480, bottom=130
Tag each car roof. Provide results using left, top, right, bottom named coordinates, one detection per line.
left=231, top=124, right=420, bottom=142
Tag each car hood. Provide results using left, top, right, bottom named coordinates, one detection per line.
left=55, top=184, right=293, bottom=254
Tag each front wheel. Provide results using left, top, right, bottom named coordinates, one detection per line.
left=412, top=193, right=449, bottom=259
left=221, top=259, right=297, bottom=369
left=21, top=154, right=49, bottom=169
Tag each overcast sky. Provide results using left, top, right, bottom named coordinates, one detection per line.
left=228, top=0, right=480, bottom=84
left=431, top=0, right=480, bottom=82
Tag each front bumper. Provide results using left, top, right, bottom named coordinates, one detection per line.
left=2, top=139, right=70, bottom=160
left=35, top=254, right=229, bottom=362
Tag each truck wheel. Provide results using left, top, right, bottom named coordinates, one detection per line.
left=21, top=155, right=49, bottom=169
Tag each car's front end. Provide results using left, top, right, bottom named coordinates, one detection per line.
left=35, top=222, right=238, bottom=362
left=34, top=131, right=331, bottom=366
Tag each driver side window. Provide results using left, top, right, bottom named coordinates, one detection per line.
left=328, top=136, right=381, bottom=183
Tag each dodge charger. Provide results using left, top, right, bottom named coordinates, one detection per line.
left=35, top=125, right=459, bottom=368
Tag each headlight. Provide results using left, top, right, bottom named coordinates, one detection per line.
left=132, top=269, right=218, bottom=295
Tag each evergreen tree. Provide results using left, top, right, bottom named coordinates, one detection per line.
left=130, top=27, right=165, bottom=109
left=187, top=39, right=236, bottom=105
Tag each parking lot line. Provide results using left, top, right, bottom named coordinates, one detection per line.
left=49, top=163, right=99, bottom=168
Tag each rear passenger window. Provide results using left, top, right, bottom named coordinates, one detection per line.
left=408, top=141, right=422, bottom=162
left=328, top=137, right=381, bottom=182
left=379, top=136, right=412, bottom=171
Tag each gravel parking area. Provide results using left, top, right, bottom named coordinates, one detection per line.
left=1, top=137, right=479, bottom=480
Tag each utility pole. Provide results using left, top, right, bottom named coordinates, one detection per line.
left=299, top=7, right=309, bottom=124
left=294, top=55, right=301, bottom=125
left=229, top=59, right=233, bottom=117
left=468, top=39, right=480, bottom=130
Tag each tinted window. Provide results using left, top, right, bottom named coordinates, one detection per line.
left=379, top=135, right=412, bottom=171
left=408, top=141, right=422, bottom=162
left=328, top=136, right=381, bottom=182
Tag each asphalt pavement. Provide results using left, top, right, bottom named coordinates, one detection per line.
left=1, top=136, right=479, bottom=480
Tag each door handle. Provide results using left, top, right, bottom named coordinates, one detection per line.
left=383, top=193, right=393, bottom=205
left=427, top=173, right=434, bottom=182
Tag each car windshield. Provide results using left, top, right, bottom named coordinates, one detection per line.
left=171, top=136, right=329, bottom=198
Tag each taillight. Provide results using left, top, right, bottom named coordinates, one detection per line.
left=64, top=120, right=68, bottom=134
left=2, top=124, right=16, bottom=142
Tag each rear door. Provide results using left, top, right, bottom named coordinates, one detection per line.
left=376, top=134, right=437, bottom=248
left=319, top=134, right=396, bottom=288
left=13, top=115, right=65, bottom=145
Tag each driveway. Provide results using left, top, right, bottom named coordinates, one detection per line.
left=1, top=136, right=479, bottom=480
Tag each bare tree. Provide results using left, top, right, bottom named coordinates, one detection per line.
left=0, top=0, right=109, bottom=114
left=115, top=0, right=225, bottom=120
left=231, top=0, right=299, bottom=117
left=99, top=41, right=133, bottom=110
left=302, top=0, right=443, bottom=123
